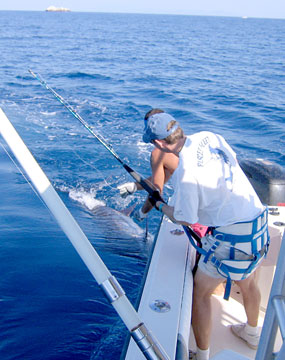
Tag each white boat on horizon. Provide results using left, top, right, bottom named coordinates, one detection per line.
left=46, top=6, right=71, bottom=12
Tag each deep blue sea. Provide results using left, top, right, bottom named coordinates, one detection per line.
left=0, top=11, right=284, bottom=360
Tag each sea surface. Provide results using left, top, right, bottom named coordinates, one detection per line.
left=0, top=11, right=284, bottom=360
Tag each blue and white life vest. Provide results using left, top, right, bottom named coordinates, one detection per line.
left=183, top=208, right=270, bottom=300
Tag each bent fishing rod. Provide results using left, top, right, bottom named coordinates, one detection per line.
left=29, top=70, right=155, bottom=193
left=29, top=69, right=201, bottom=243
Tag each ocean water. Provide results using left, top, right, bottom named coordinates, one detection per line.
left=0, top=11, right=284, bottom=360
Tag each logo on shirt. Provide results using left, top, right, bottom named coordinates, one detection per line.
left=197, top=136, right=209, bottom=167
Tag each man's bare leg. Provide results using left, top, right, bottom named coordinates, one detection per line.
left=192, top=269, right=225, bottom=350
left=236, top=270, right=261, bottom=327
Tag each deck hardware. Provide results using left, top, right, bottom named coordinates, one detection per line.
left=100, top=276, right=125, bottom=303
left=131, top=323, right=170, bottom=360
left=269, top=208, right=280, bottom=216
left=274, top=222, right=285, bottom=227
left=170, top=229, right=184, bottom=235
left=150, top=299, right=171, bottom=313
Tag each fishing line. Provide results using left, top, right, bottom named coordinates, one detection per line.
left=29, top=70, right=123, bottom=162
left=29, top=70, right=201, bottom=243
left=0, top=140, right=50, bottom=212
left=29, top=70, right=158, bottom=195
left=52, top=132, right=117, bottom=192
left=36, top=103, right=119, bottom=192
left=145, top=217, right=149, bottom=241
left=29, top=69, right=138, bottom=192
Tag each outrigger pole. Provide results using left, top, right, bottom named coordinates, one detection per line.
left=28, top=70, right=201, bottom=243
left=0, top=108, right=169, bottom=360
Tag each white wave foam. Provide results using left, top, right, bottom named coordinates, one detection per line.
left=136, top=140, right=152, bottom=162
left=69, top=188, right=105, bottom=210
left=40, top=111, right=57, bottom=116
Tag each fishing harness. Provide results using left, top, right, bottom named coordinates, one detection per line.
left=183, top=207, right=270, bottom=300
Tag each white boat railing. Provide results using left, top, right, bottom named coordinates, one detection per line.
left=255, top=230, right=285, bottom=360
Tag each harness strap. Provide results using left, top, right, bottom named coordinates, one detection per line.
left=230, top=243, right=235, bottom=260
left=203, top=241, right=220, bottom=263
left=224, top=279, right=232, bottom=300
left=213, top=223, right=268, bottom=243
left=209, top=250, right=266, bottom=300
left=183, top=210, right=270, bottom=300
left=183, top=225, right=208, bottom=256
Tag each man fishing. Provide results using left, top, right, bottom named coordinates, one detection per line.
left=120, top=111, right=269, bottom=360
left=118, top=108, right=208, bottom=238
left=118, top=109, right=178, bottom=216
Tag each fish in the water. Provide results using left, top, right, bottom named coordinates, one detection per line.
left=67, top=187, right=145, bottom=239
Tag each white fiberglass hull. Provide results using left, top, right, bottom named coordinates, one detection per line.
left=124, top=206, right=285, bottom=359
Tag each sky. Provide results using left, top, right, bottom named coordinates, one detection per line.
left=0, top=0, right=285, bottom=19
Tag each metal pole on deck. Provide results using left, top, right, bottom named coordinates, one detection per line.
left=0, top=108, right=169, bottom=360
left=255, top=230, right=285, bottom=360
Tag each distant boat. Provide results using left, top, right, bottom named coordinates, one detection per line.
left=242, top=16, right=248, bottom=19
left=46, top=6, right=71, bottom=12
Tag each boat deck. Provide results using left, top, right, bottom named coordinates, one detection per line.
left=124, top=206, right=284, bottom=359
left=189, top=287, right=263, bottom=359
left=196, top=281, right=282, bottom=360
left=125, top=217, right=195, bottom=359
left=191, top=205, right=284, bottom=359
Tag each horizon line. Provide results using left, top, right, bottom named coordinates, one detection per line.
left=0, top=9, right=284, bottom=20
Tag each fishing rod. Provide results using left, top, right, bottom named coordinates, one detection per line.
left=29, top=70, right=201, bottom=243
left=29, top=69, right=157, bottom=195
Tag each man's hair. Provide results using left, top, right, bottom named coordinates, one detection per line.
left=144, top=108, right=184, bottom=144
left=164, top=121, right=184, bottom=144
left=144, top=108, right=164, bottom=121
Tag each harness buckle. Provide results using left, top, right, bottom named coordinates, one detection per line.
left=210, top=256, right=222, bottom=269
left=214, top=233, right=225, bottom=241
